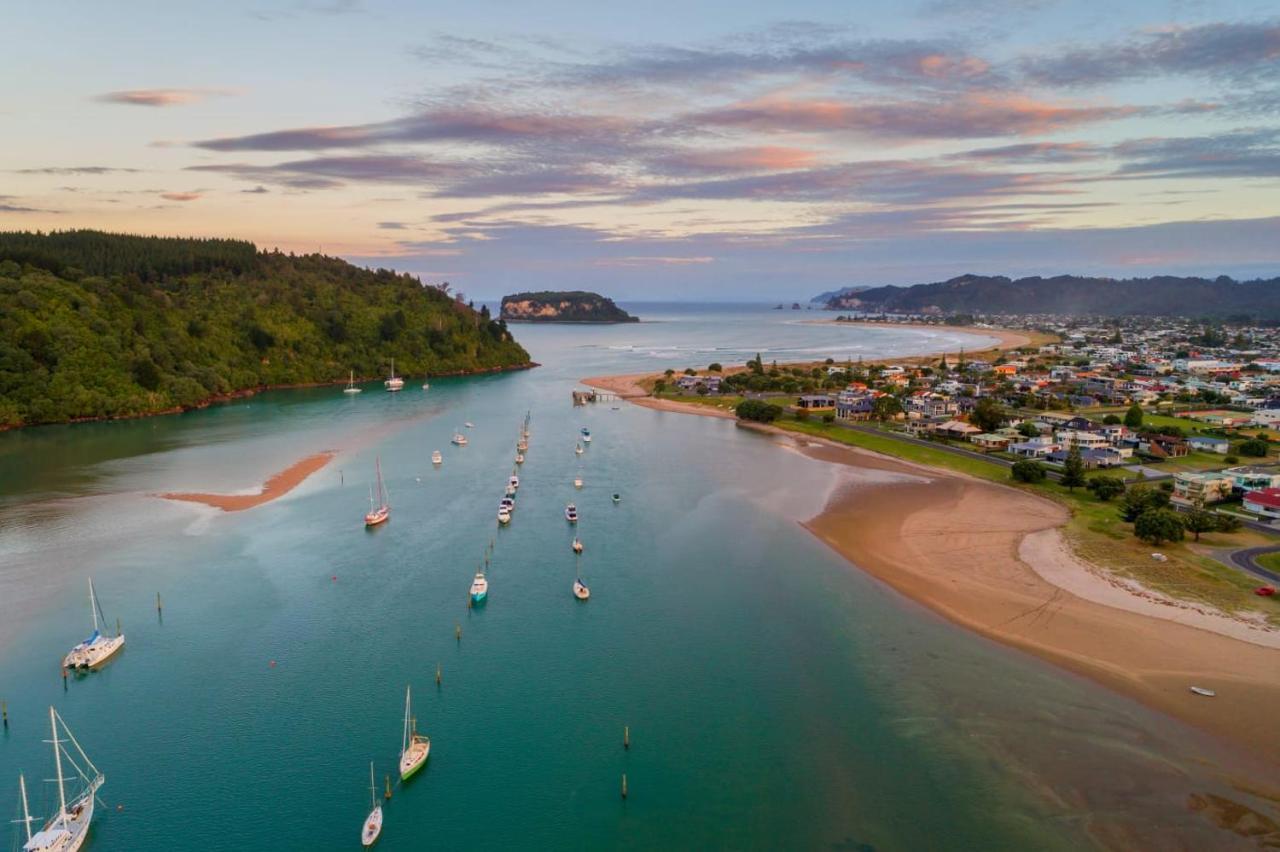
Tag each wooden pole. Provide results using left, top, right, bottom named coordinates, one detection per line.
left=384, top=775, right=392, bottom=800
left=624, top=726, right=629, bottom=750
left=621, top=773, right=628, bottom=800
left=435, top=664, right=442, bottom=686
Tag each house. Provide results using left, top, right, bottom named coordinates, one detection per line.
left=1172, top=472, right=1233, bottom=505
left=970, top=432, right=1012, bottom=452
left=1010, top=436, right=1059, bottom=458
left=795, top=394, right=835, bottom=410
left=1243, top=487, right=1280, bottom=519
left=992, top=364, right=1018, bottom=377
left=904, top=391, right=956, bottom=419
left=1224, top=466, right=1280, bottom=492
left=1047, top=447, right=1126, bottom=468
left=1252, top=409, right=1280, bottom=427
left=1138, top=434, right=1190, bottom=458
left=675, top=375, right=722, bottom=392
left=1186, top=435, right=1230, bottom=454
left=836, top=394, right=876, bottom=421
left=931, top=420, right=981, bottom=440
left=1055, top=429, right=1110, bottom=451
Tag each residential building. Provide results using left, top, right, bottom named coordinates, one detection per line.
left=1244, top=487, right=1280, bottom=519
left=1172, top=472, right=1233, bottom=505
left=1186, top=436, right=1230, bottom=454
left=1224, top=466, right=1280, bottom=492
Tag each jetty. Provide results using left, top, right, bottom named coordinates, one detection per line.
left=572, top=388, right=617, bottom=405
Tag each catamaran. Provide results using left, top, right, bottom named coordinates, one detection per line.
left=470, top=569, right=489, bottom=604
left=399, top=686, right=431, bottom=780
left=364, top=457, right=390, bottom=527
left=16, top=707, right=104, bottom=852
left=431, top=450, right=443, bottom=465
left=63, top=578, right=124, bottom=670
left=344, top=370, right=362, bottom=394
left=565, top=503, right=578, bottom=524
left=361, top=762, right=382, bottom=847
left=451, top=429, right=468, bottom=446
left=384, top=359, right=404, bottom=392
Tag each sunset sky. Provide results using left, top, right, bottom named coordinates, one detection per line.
left=5, top=1, right=1280, bottom=298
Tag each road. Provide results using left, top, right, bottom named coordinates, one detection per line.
left=1226, top=545, right=1280, bottom=585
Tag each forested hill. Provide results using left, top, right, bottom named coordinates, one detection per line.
left=0, top=231, right=532, bottom=427
left=819, top=274, right=1280, bottom=319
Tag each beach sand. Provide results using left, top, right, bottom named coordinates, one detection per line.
left=160, top=451, right=335, bottom=511
left=801, top=319, right=1035, bottom=352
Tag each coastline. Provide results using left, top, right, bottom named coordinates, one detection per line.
left=584, top=366, right=1280, bottom=766
left=801, top=318, right=1036, bottom=353
left=160, top=451, right=335, bottom=511
left=0, top=361, right=539, bottom=433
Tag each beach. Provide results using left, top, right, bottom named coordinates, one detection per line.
left=160, top=451, right=335, bottom=511
left=586, top=372, right=1280, bottom=769
left=802, top=318, right=1036, bottom=353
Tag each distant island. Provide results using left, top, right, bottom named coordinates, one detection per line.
left=500, top=291, right=638, bottom=323
left=0, top=230, right=533, bottom=428
left=814, top=274, right=1280, bottom=320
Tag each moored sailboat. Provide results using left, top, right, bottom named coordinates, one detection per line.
left=431, top=450, right=443, bottom=465
left=361, top=762, right=383, bottom=847
left=399, top=686, right=431, bottom=780
left=384, top=359, right=404, bottom=392
left=470, top=569, right=489, bottom=604
left=63, top=578, right=124, bottom=670
left=573, top=577, right=590, bottom=601
left=364, top=457, right=390, bottom=527
left=451, top=429, right=468, bottom=446
left=17, top=707, right=104, bottom=852
left=344, top=370, right=362, bottom=394
left=565, top=503, right=578, bottom=523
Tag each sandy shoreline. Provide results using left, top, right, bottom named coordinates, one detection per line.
left=585, top=367, right=1280, bottom=767
left=800, top=318, right=1034, bottom=352
left=160, top=451, right=335, bottom=511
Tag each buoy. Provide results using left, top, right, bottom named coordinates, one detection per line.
left=331, top=575, right=337, bottom=582
left=117, top=804, right=123, bottom=811
left=456, top=624, right=461, bottom=641
left=435, top=664, right=442, bottom=686
left=384, top=775, right=392, bottom=800
left=621, top=773, right=628, bottom=800
left=269, top=660, right=277, bottom=668
left=624, top=726, right=630, bottom=750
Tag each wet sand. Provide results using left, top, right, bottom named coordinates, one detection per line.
left=802, top=319, right=1034, bottom=351
left=160, top=451, right=335, bottom=511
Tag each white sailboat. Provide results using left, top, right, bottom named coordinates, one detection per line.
left=361, top=762, right=383, bottom=847
left=63, top=578, right=124, bottom=670
left=571, top=536, right=583, bottom=554
left=514, top=453, right=524, bottom=465
left=451, top=429, right=468, bottom=446
left=344, top=370, right=362, bottom=394
left=574, top=442, right=584, bottom=455
left=384, top=359, right=404, bottom=392
left=399, top=686, right=431, bottom=780
left=573, top=577, right=590, bottom=601
left=17, top=707, right=104, bottom=852
left=364, top=457, right=390, bottom=527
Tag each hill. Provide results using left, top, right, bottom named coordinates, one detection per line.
left=0, top=230, right=532, bottom=427
left=817, top=274, right=1280, bottom=319
left=500, top=291, right=638, bottom=323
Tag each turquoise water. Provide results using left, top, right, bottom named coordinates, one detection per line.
left=0, top=305, right=1271, bottom=850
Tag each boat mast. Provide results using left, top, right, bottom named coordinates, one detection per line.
left=49, top=706, right=68, bottom=826
left=402, top=686, right=411, bottom=754
left=89, top=578, right=99, bottom=633
left=17, top=772, right=33, bottom=842
left=369, top=762, right=377, bottom=810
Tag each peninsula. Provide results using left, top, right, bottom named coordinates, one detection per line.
left=0, top=230, right=533, bottom=427
left=500, top=290, right=638, bottom=323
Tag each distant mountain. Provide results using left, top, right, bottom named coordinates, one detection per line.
left=809, top=285, right=874, bottom=304
left=500, top=291, right=638, bottom=323
left=0, top=230, right=532, bottom=427
left=819, top=274, right=1280, bottom=319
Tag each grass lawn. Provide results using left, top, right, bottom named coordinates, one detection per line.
left=1256, top=552, right=1280, bottom=574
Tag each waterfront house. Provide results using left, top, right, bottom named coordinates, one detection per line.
left=1047, top=447, right=1126, bottom=468
left=904, top=391, right=957, bottom=419
left=836, top=394, right=876, bottom=421
left=796, top=394, right=836, bottom=410
left=1224, top=466, right=1280, bottom=492
left=1186, top=435, right=1230, bottom=454
left=1010, top=436, right=1059, bottom=458
left=1243, top=487, right=1280, bottom=519
left=1172, top=472, right=1233, bottom=505
left=931, top=420, right=981, bottom=440
left=970, top=432, right=1012, bottom=452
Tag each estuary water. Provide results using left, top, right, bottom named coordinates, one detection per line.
left=0, top=304, right=1270, bottom=850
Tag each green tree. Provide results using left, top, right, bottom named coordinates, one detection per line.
left=821, top=412, right=835, bottom=424
left=970, top=397, right=1005, bottom=432
left=1238, top=438, right=1269, bottom=457
left=1017, top=421, right=1041, bottom=438
left=1011, top=460, right=1046, bottom=483
left=1182, top=504, right=1217, bottom=542
left=1134, top=508, right=1184, bottom=545
left=735, top=399, right=782, bottom=423
left=1103, top=414, right=1122, bottom=425
left=1120, top=484, right=1160, bottom=522
left=707, top=362, right=722, bottom=372
left=1124, top=404, right=1144, bottom=428
left=1086, top=476, right=1125, bottom=501
left=1215, top=514, right=1242, bottom=533
left=1060, top=442, right=1086, bottom=490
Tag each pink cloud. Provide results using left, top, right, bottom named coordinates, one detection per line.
left=160, top=192, right=202, bottom=201
left=97, top=89, right=230, bottom=107
left=654, top=146, right=819, bottom=173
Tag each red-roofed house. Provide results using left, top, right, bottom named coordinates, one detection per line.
left=1243, top=487, right=1280, bottom=520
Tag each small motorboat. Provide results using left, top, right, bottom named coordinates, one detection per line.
left=362, top=763, right=383, bottom=847
left=498, top=508, right=511, bottom=525
left=517, top=439, right=528, bottom=452
left=422, top=382, right=430, bottom=390
left=509, top=475, right=520, bottom=490
left=499, top=497, right=514, bottom=512
left=573, top=476, right=583, bottom=489
left=452, top=430, right=468, bottom=446
left=515, top=453, right=525, bottom=465
left=470, top=571, right=488, bottom=604
left=573, top=578, right=590, bottom=600
left=612, top=493, right=621, bottom=504
left=581, top=427, right=592, bottom=443
left=1189, top=686, right=1216, bottom=697
left=431, top=450, right=443, bottom=465
left=1256, top=586, right=1276, bottom=597
left=574, top=443, right=584, bottom=455
left=465, top=422, right=474, bottom=428
left=571, top=537, right=583, bottom=554
left=565, top=503, right=578, bottom=523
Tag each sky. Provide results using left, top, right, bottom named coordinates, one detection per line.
left=3, top=0, right=1280, bottom=300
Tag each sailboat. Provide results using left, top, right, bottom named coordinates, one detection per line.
left=508, top=474, right=520, bottom=490
left=17, top=707, right=104, bottom=852
left=470, top=568, right=489, bottom=604
left=573, top=474, right=583, bottom=489
left=344, top=370, right=362, bottom=394
left=573, top=576, right=590, bottom=601
left=574, top=442, right=584, bottom=455
left=63, top=578, right=125, bottom=670
left=399, top=686, right=431, bottom=780
left=581, top=427, right=592, bottom=444
left=451, top=429, right=468, bottom=446
left=514, top=453, right=524, bottom=465
left=565, top=503, right=578, bottom=523
left=361, top=762, right=383, bottom=847
left=571, top=536, right=583, bottom=554
left=384, top=359, right=404, bottom=392
left=364, top=457, right=390, bottom=527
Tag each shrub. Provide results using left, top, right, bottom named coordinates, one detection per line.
left=1238, top=438, right=1269, bottom=457
left=1011, top=459, right=1046, bottom=483
left=735, top=399, right=782, bottom=423
left=822, top=412, right=835, bottom=424
left=1086, top=476, right=1126, bottom=501
left=795, top=408, right=810, bottom=421
left=1134, top=508, right=1184, bottom=545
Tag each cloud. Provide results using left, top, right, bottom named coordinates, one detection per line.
left=241, top=185, right=270, bottom=194
left=13, top=166, right=141, bottom=175
left=96, top=88, right=233, bottom=107
left=688, top=93, right=1140, bottom=139
left=1021, top=20, right=1280, bottom=87
left=0, top=203, right=45, bottom=213
left=1111, top=128, right=1280, bottom=179
left=377, top=221, right=408, bottom=229
left=160, top=191, right=202, bottom=201
left=951, top=141, right=1104, bottom=163
left=649, top=146, right=819, bottom=174
left=595, top=255, right=714, bottom=266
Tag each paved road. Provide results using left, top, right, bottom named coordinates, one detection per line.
left=1227, top=545, right=1280, bottom=585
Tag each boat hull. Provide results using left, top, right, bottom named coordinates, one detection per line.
left=364, top=509, right=390, bottom=527
left=400, top=739, right=431, bottom=780
left=64, top=634, right=125, bottom=670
